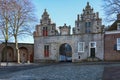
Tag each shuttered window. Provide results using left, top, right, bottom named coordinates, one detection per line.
left=43, top=27, right=48, bottom=36
left=44, top=45, right=49, bottom=57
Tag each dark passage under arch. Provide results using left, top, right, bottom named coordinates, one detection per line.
left=59, top=43, right=72, bottom=62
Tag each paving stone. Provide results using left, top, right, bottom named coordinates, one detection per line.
left=0, top=63, right=120, bottom=80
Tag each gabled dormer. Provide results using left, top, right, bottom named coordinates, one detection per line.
left=73, top=2, right=102, bottom=34
left=107, top=14, right=120, bottom=31
left=82, top=2, right=94, bottom=20
left=34, top=9, right=58, bottom=37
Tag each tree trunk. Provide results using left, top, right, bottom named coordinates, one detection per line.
left=15, top=36, right=20, bottom=63
left=5, top=39, right=8, bottom=66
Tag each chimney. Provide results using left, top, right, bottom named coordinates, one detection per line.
left=117, top=14, right=120, bottom=20
left=96, top=12, right=99, bottom=19
left=77, top=14, right=80, bottom=21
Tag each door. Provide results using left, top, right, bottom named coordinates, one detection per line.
left=89, top=42, right=96, bottom=58
left=90, top=48, right=95, bottom=58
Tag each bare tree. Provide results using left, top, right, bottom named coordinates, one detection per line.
left=9, top=0, right=35, bottom=63
left=103, top=0, right=120, bottom=22
left=0, top=0, right=12, bottom=65
left=0, top=0, right=36, bottom=63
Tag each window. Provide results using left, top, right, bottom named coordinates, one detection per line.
left=43, top=27, right=48, bottom=36
left=114, top=44, right=117, bottom=50
left=78, top=42, right=84, bottom=52
left=44, top=45, right=49, bottom=57
left=85, top=22, right=91, bottom=27
left=85, top=22, right=91, bottom=33
left=86, top=28, right=91, bottom=33
left=52, top=26, right=55, bottom=30
left=90, top=42, right=96, bottom=48
left=117, top=23, right=120, bottom=30
left=87, top=11, right=89, bottom=14
left=117, top=38, right=120, bottom=50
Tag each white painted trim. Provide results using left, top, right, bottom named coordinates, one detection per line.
left=78, top=42, right=85, bottom=53
left=105, top=31, right=120, bottom=34
left=117, top=38, right=120, bottom=50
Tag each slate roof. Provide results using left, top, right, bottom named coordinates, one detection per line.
left=107, top=20, right=120, bottom=31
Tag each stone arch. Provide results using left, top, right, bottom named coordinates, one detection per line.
left=19, top=47, right=28, bottom=63
left=59, top=43, right=72, bottom=62
left=2, top=46, right=14, bottom=62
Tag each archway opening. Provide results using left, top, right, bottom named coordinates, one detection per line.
left=59, top=43, right=72, bottom=62
left=19, top=47, right=28, bottom=63
left=2, top=46, right=14, bottom=62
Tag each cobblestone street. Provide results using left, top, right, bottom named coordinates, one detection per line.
left=0, top=62, right=120, bottom=80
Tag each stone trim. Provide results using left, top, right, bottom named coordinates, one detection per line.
left=105, top=31, right=120, bottom=34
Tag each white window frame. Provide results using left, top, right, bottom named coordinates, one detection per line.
left=117, top=23, right=120, bottom=30
left=117, top=38, right=120, bottom=50
left=78, top=42, right=85, bottom=52
left=90, top=42, right=96, bottom=48
left=89, top=42, right=96, bottom=56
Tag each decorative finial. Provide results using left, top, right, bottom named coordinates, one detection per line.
left=86, top=2, right=91, bottom=9
left=77, top=14, right=80, bottom=21
left=43, top=8, right=49, bottom=16
left=87, top=2, right=89, bottom=6
left=64, top=23, right=66, bottom=26
left=44, top=9, right=47, bottom=12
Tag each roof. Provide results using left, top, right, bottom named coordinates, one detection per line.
left=107, top=20, right=120, bottom=31
left=1, top=42, right=34, bottom=45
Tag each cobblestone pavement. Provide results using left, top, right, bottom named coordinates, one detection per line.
left=0, top=62, right=120, bottom=80
left=103, top=66, right=120, bottom=80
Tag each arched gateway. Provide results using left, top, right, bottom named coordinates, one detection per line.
left=19, top=47, right=28, bottom=63
left=59, top=43, right=72, bottom=62
left=2, top=46, right=14, bottom=62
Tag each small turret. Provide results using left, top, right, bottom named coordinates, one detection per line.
left=42, top=9, right=49, bottom=17
left=59, top=23, right=71, bottom=35
left=96, top=12, right=99, bottom=19
left=77, top=14, right=80, bottom=21
left=86, top=2, right=91, bottom=9
left=74, top=2, right=102, bottom=34
left=40, top=9, right=51, bottom=25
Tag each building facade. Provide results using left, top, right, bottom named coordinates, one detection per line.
left=34, top=2, right=104, bottom=62
left=1, top=2, right=120, bottom=63
left=104, top=14, right=120, bottom=61
left=0, top=3, right=120, bottom=62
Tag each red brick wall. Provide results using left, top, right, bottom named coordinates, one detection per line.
left=104, top=33, right=120, bottom=61
left=0, top=43, right=34, bottom=62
